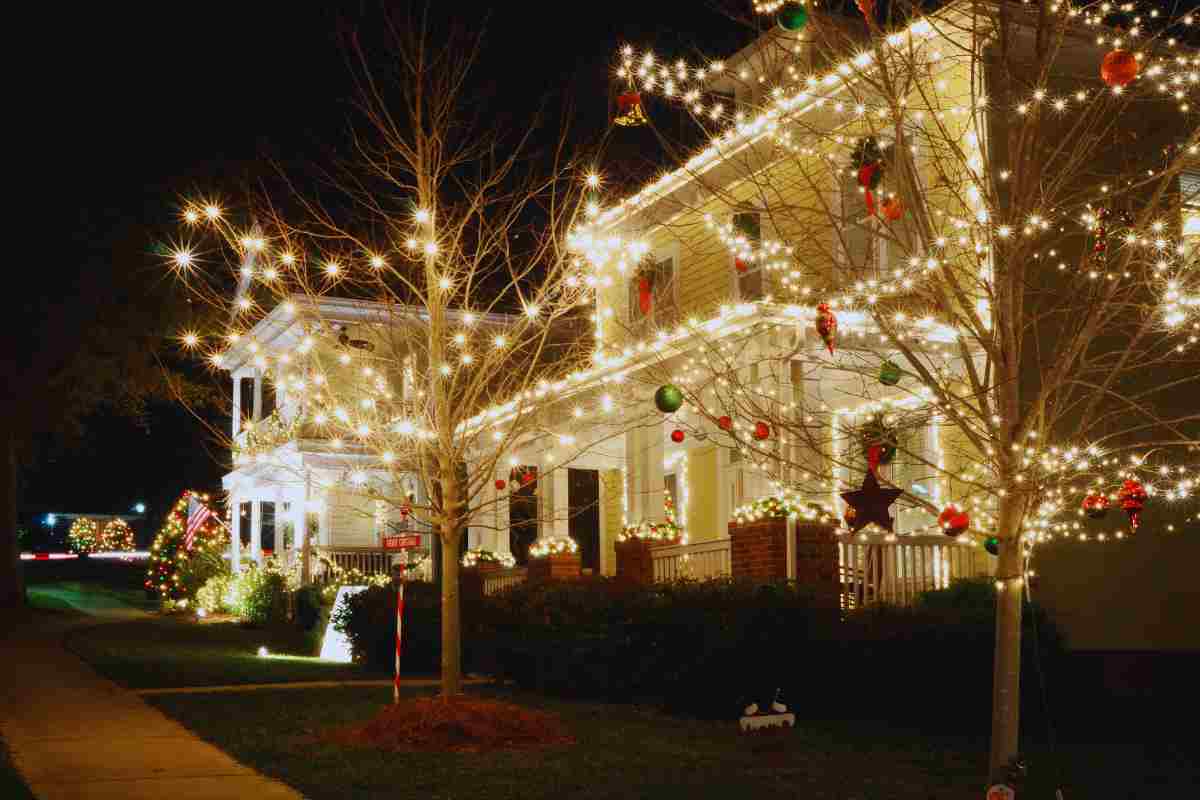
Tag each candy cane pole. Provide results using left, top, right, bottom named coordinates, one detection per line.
left=393, top=563, right=405, bottom=704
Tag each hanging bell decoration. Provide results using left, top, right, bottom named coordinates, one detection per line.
left=879, top=360, right=902, bottom=386
left=638, top=273, right=653, bottom=315
left=1117, top=479, right=1147, bottom=531
left=937, top=505, right=970, bottom=537
left=1081, top=493, right=1110, bottom=519
left=815, top=302, right=838, bottom=355
left=614, top=89, right=649, bottom=127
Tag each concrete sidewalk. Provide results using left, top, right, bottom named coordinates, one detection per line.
left=1, top=610, right=303, bottom=800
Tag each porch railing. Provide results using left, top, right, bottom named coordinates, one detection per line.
left=652, top=538, right=733, bottom=582
left=838, top=536, right=992, bottom=608
left=312, top=546, right=395, bottom=581
left=482, top=567, right=528, bottom=596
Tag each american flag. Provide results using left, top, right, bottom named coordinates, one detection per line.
left=185, top=495, right=215, bottom=550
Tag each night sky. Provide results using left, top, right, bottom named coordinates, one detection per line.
left=25, top=2, right=755, bottom=533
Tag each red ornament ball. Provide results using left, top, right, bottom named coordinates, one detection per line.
left=670, top=429, right=685, bottom=443
left=881, top=196, right=903, bottom=222
left=937, top=505, right=970, bottom=537
left=495, top=478, right=507, bottom=491
left=1101, top=49, right=1139, bottom=88
left=735, top=257, right=749, bottom=274
left=521, top=471, right=536, bottom=486
left=1081, top=493, right=1110, bottom=519
left=753, top=421, right=771, bottom=441
left=717, top=415, right=733, bottom=432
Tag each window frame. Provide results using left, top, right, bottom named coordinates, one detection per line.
left=628, top=246, right=680, bottom=329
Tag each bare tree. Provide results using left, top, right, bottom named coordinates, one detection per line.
left=168, top=10, right=627, bottom=696
left=576, top=0, right=1199, bottom=780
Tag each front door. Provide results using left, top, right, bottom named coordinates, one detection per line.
left=568, top=468, right=600, bottom=572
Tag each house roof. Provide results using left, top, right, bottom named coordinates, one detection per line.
left=219, top=294, right=514, bottom=374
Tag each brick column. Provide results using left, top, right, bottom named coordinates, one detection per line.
left=729, top=517, right=838, bottom=604
left=527, top=552, right=581, bottom=582
left=614, top=538, right=668, bottom=584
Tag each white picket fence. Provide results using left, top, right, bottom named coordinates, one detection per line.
left=651, top=539, right=734, bottom=582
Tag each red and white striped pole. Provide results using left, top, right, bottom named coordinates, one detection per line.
left=393, top=564, right=405, bottom=704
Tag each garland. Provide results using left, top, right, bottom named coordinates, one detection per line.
left=461, top=548, right=517, bottom=568
left=732, top=494, right=836, bottom=524
left=530, top=537, right=578, bottom=557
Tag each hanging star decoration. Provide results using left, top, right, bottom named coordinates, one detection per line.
left=840, top=468, right=902, bottom=533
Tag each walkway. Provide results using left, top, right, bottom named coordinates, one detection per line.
left=1, top=604, right=304, bottom=800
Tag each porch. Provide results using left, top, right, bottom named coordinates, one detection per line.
left=481, top=532, right=992, bottom=604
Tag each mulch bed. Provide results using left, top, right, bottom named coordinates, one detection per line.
left=330, top=696, right=576, bottom=753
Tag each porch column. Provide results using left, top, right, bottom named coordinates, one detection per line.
left=538, top=466, right=570, bottom=541
left=626, top=420, right=665, bottom=524
left=252, top=371, right=263, bottom=421
left=231, top=373, right=242, bottom=438
left=250, top=500, right=263, bottom=564
left=475, top=471, right=508, bottom=553
left=229, top=493, right=242, bottom=573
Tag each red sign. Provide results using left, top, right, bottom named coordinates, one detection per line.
left=383, top=534, right=421, bottom=551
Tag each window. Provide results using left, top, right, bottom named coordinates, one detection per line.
left=839, top=134, right=923, bottom=282
left=261, top=379, right=276, bottom=419
left=840, top=413, right=935, bottom=534
left=732, top=211, right=764, bottom=301
left=1182, top=172, right=1200, bottom=244
left=629, top=255, right=678, bottom=328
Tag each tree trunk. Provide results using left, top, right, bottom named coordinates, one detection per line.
left=988, top=497, right=1024, bottom=780
left=0, top=429, right=23, bottom=609
left=439, top=523, right=463, bottom=696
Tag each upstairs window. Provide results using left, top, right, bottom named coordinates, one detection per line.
left=732, top=211, right=764, bottom=301
left=629, top=255, right=678, bottom=329
left=1182, top=172, right=1200, bottom=246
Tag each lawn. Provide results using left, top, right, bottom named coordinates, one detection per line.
left=65, top=614, right=382, bottom=689
left=147, top=685, right=1199, bottom=800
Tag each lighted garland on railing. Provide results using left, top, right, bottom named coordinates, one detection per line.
left=461, top=548, right=517, bottom=568
left=529, top=537, right=579, bottom=557
left=619, top=518, right=683, bottom=542
left=731, top=493, right=837, bottom=524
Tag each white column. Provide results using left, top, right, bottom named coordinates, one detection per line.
left=494, top=473, right=511, bottom=555
left=230, top=494, right=242, bottom=573
left=231, top=374, right=242, bottom=438
left=252, top=372, right=263, bottom=421
left=250, top=500, right=263, bottom=564
left=553, top=468, right=570, bottom=539
left=626, top=421, right=665, bottom=523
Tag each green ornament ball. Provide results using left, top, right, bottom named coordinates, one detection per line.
left=984, top=536, right=999, bottom=556
left=654, top=384, right=684, bottom=414
left=777, top=5, right=809, bottom=32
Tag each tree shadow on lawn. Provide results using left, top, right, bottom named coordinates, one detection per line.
left=145, top=685, right=1198, bottom=800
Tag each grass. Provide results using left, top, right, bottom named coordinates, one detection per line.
left=65, top=614, right=381, bottom=689
left=147, top=685, right=1200, bottom=800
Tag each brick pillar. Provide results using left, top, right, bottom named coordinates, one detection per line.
left=729, top=517, right=838, bottom=603
left=461, top=561, right=500, bottom=608
left=527, top=552, right=581, bottom=582
left=614, top=538, right=674, bottom=584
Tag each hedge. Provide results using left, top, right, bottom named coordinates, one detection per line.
left=333, top=576, right=1063, bottom=723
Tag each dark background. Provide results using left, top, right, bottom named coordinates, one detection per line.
left=22, top=1, right=757, bottom=537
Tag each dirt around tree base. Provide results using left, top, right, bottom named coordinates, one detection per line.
left=330, top=696, right=576, bottom=753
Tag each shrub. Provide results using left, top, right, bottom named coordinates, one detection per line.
left=195, top=574, right=235, bottom=614
left=176, top=548, right=230, bottom=602
left=480, top=576, right=1065, bottom=724
left=333, top=582, right=460, bottom=674
left=295, top=585, right=325, bottom=631
left=230, top=565, right=289, bottom=626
